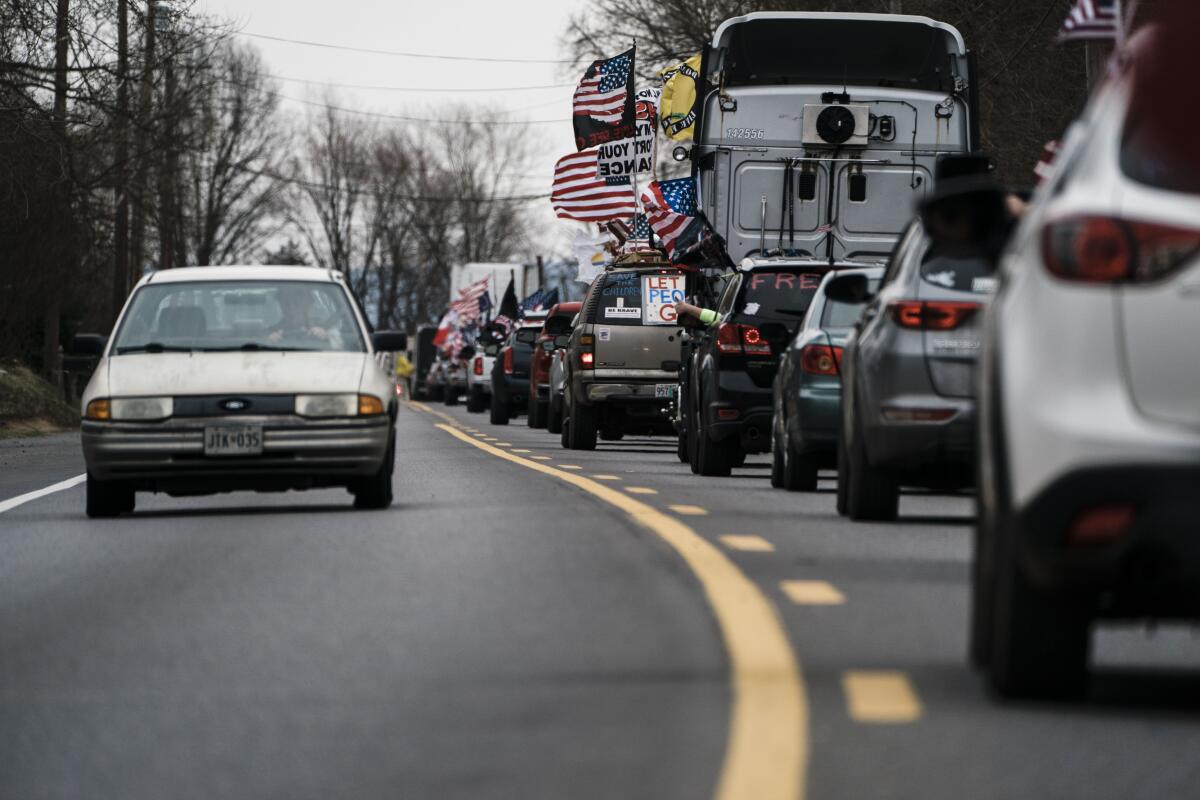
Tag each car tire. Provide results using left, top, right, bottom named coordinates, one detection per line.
left=845, top=405, right=898, bottom=521
left=466, top=385, right=487, bottom=413
left=430, top=385, right=444, bottom=402
left=783, top=438, right=819, bottom=492
left=566, top=399, right=598, bottom=451
left=489, top=391, right=510, bottom=425
left=443, top=387, right=459, bottom=406
left=770, top=421, right=787, bottom=488
left=527, top=397, right=548, bottom=429
left=85, top=473, right=135, bottom=518
left=677, top=429, right=690, bottom=464
left=547, top=393, right=564, bottom=434
left=835, top=431, right=850, bottom=516
left=687, top=402, right=701, bottom=475
left=988, top=543, right=1090, bottom=700
left=353, top=431, right=395, bottom=510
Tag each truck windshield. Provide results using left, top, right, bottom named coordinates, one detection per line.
left=722, top=19, right=960, bottom=92
left=112, top=280, right=366, bottom=353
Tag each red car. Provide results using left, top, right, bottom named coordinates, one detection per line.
left=527, top=302, right=581, bottom=429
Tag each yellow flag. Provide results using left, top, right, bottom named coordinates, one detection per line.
left=658, top=54, right=702, bottom=141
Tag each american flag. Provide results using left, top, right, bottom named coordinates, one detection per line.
left=639, top=178, right=696, bottom=255
left=551, top=150, right=635, bottom=223
left=1058, top=0, right=1121, bottom=41
left=1034, top=140, right=1062, bottom=184
left=630, top=213, right=651, bottom=240
left=573, top=49, right=633, bottom=124
left=449, top=276, right=490, bottom=323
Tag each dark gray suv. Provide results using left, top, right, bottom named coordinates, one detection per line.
left=831, top=220, right=995, bottom=520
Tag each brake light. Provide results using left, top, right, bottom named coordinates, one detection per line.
left=888, top=301, right=979, bottom=330
left=800, top=344, right=843, bottom=376
left=473, top=356, right=483, bottom=376
left=580, top=351, right=594, bottom=367
left=716, top=323, right=772, bottom=355
left=1043, top=215, right=1200, bottom=283
left=503, top=348, right=514, bottom=374
left=1067, top=503, right=1136, bottom=546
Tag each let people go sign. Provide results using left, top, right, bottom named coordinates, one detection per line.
left=642, top=274, right=686, bottom=325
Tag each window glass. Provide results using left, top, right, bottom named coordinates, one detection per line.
left=820, top=278, right=882, bottom=329
left=734, top=269, right=825, bottom=323
left=112, top=280, right=366, bottom=353
left=920, top=255, right=995, bottom=293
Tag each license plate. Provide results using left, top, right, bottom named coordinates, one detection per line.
left=204, top=425, right=263, bottom=456
left=655, top=384, right=677, bottom=398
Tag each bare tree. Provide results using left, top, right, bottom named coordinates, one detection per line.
left=176, top=41, right=289, bottom=266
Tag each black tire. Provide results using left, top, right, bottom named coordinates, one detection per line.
left=770, top=421, right=786, bottom=488
left=988, top=544, right=1090, bottom=700
left=836, top=431, right=850, bottom=516
left=783, top=438, right=819, bottom=492
left=677, top=429, right=690, bottom=464
left=429, top=384, right=444, bottom=402
left=85, top=473, right=135, bottom=518
left=547, top=393, right=564, bottom=434
left=527, top=397, right=548, bottom=429
left=353, top=431, right=395, bottom=510
left=845, top=406, right=899, bottom=521
left=443, top=386, right=459, bottom=406
left=687, top=403, right=701, bottom=475
left=489, top=390, right=510, bottom=425
left=565, top=398, right=598, bottom=451
left=466, top=385, right=487, bottom=413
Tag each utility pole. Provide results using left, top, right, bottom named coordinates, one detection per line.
left=45, top=0, right=70, bottom=381
left=112, top=0, right=130, bottom=322
left=129, top=0, right=156, bottom=285
left=156, top=1, right=177, bottom=270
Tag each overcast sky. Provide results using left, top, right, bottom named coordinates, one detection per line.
left=198, top=0, right=593, bottom=258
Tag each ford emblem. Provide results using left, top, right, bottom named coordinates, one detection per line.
left=221, top=398, right=250, bottom=412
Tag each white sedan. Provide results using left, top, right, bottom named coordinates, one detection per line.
left=73, top=266, right=407, bottom=517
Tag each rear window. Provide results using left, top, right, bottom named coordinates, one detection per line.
left=591, top=270, right=685, bottom=326
left=734, top=269, right=824, bottom=323
left=820, top=278, right=881, bottom=329
left=920, top=256, right=995, bottom=294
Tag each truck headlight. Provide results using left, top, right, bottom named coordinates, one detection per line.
left=110, top=396, right=173, bottom=420
left=295, top=394, right=357, bottom=417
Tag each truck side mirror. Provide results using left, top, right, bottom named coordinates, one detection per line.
left=372, top=330, right=408, bottom=352
left=553, top=334, right=571, bottom=349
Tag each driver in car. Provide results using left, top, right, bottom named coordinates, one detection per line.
left=268, top=285, right=337, bottom=347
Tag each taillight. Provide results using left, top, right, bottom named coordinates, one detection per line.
left=800, top=344, right=842, bottom=376
left=1042, top=215, right=1200, bottom=283
left=888, top=301, right=979, bottom=330
left=473, top=356, right=483, bottom=376
left=503, top=348, right=514, bottom=374
left=579, top=351, right=594, bottom=367
left=716, top=323, right=772, bottom=355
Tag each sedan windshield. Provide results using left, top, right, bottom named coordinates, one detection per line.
left=112, top=280, right=366, bottom=353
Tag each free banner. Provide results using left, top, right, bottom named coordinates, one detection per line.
left=641, top=273, right=686, bottom=325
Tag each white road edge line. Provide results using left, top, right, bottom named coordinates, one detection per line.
left=0, top=474, right=87, bottom=515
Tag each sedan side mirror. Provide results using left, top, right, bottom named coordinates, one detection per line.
left=70, top=333, right=107, bottom=356
left=373, top=330, right=408, bottom=352
left=515, top=328, right=538, bottom=345
left=553, top=334, right=570, bottom=349
left=541, top=340, right=556, bottom=353
left=824, top=274, right=873, bottom=305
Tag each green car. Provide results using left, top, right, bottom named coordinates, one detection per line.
left=770, top=266, right=883, bottom=491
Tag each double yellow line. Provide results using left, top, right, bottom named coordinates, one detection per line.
left=407, top=402, right=809, bottom=799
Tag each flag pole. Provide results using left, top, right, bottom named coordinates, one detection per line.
left=631, top=39, right=640, bottom=242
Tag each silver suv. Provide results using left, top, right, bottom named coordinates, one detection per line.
left=560, top=255, right=687, bottom=450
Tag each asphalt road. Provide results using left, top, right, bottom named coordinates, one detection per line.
left=3, top=402, right=1200, bottom=799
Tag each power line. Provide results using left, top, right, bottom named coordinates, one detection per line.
left=265, top=74, right=574, bottom=93
left=235, top=164, right=551, bottom=203
left=239, top=31, right=576, bottom=64
left=272, top=93, right=570, bottom=126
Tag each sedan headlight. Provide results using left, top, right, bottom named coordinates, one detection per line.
left=295, top=394, right=358, bottom=418
left=109, top=396, right=173, bottom=420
